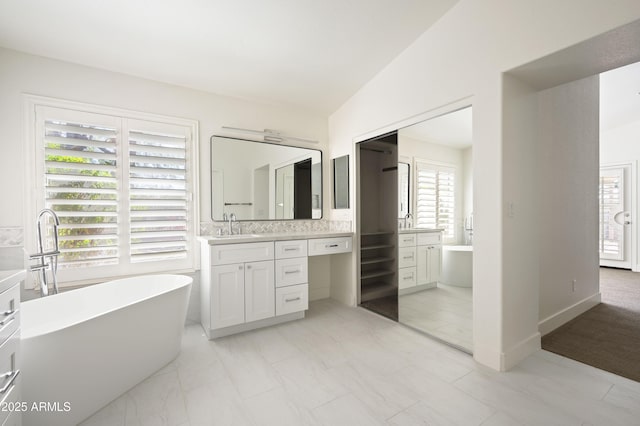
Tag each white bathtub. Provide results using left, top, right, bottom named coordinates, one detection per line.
left=441, top=245, right=473, bottom=287
left=21, top=274, right=192, bottom=426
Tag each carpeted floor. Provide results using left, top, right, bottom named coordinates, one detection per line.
left=542, top=267, right=640, bottom=382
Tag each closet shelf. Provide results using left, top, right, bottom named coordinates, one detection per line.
left=361, top=269, right=395, bottom=279
left=361, top=231, right=395, bottom=237
left=360, top=256, right=394, bottom=265
left=361, top=244, right=395, bottom=250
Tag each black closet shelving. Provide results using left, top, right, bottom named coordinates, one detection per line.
left=358, top=133, right=398, bottom=320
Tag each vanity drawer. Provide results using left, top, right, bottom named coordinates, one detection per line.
left=275, top=240, right=308, bottom=259
left=399, top=267, right=417, bottom=289
left=398, top=234, right=416, bottom=247
left=275, top=284, right=308, bottom=316
left=399, top=247, right=417, bottom=268
left=275, top=257, right=308, bottom=287
left=0, top=285, right=19, bottom=346
left=308, top=237, right=352, bottom=256
left=417, top=232, right=441, bottom=246
left=211, top=242, right=274, bottom=265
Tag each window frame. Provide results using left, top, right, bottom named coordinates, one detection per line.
left=413, top=158, right=457, bottom=244
left=24, top=95, right=200, bottom=286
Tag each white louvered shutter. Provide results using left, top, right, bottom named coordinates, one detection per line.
left=415, top=161, right=455, bottom=241
left=128, top=121, right=189, bottom=263
left=41, top=109, right=121, bottom=270
left=34, top=103, right=196, bottom=284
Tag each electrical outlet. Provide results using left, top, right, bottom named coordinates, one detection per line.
left=572, top=279, right=576, bottom=292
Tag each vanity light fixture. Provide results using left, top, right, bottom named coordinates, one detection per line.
left=221, top=126, right=319, bottom=144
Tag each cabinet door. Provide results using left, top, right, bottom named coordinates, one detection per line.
left=429, top=246, right=442, bottom=283
left=416, top=245, right=429, bottom=286
left=245, top=260, right=275, bottom=323
left=211, top=264, right=245, bottom=328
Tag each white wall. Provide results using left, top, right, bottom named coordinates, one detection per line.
left=0, top=47, right=329, bottom=234
left=328, top=0, right=640, bottom=370
left=536, top=76, right=601, bottom=333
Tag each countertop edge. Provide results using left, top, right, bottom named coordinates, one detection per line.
left=199, top=232, right=354, bottom=245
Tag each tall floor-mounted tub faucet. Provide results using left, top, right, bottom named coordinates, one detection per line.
left=29, top=208, right=60, bottom=296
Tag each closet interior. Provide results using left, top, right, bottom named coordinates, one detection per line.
left=357, top=133, right=398, bottom=320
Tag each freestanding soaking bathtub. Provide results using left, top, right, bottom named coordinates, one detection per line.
left=21, top=274, right=192, bottom=426
left=441, top=245, right=473, bottom=287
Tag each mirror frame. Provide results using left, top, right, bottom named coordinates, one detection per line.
left=210, top=135, right=323, bottom=221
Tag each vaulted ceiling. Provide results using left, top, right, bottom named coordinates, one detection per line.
left=0, top=0, right=459, bottom=113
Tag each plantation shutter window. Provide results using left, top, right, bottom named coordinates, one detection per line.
left=128, top=121, right=189, bottom=263
left=42, top=110, right=121, bottom=269
left=415, top=161, right=456, bottom=241
left=32, top=101, right=197, bottom=284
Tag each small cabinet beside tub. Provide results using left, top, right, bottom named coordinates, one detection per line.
left=200, top=235, right=352, bottom=339
left=0, top=270, right=24, bottom=426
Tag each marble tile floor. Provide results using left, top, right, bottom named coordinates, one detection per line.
left=81, top=298, right=640, bottom=426
left=399, top=284, right=473, bottom=351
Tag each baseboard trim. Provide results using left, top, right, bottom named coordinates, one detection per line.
left=538, top=293, right=601, bottom=336
left=501, top=332, right=541, bottom=371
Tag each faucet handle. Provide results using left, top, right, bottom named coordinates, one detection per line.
left=223, top=212, right=228, bottom=221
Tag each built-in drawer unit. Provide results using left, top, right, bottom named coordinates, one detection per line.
left=399, top=233, right=417, bottom=247
left=275, top=240, right=308, bottom=259
left=0, top=285, right=19, bottom=346
left=211, top=241, right=274, bottom=265
left=399, top=267, right=417, bottom=290
left=275, top=284, right=309, bottom=316
left=417, top=232, right=441, bottom=246
left=308, top=236, right=352, bottom=256
left=399, top=247, right=417, bottom=268
left=275, top=257, right=308, bottom=288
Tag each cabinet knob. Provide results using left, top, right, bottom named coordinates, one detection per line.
left=247, top=265, right=252, bottom=269
left=238, top=265, right=243, bottom=270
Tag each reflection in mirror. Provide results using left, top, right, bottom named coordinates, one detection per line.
left=398, top=162, right=410, bottom=218
left=211, top=136, right=322, bottom=220
left=333, top=155, right=349, bottom=209
left=397, top=106, right=473, bottom=353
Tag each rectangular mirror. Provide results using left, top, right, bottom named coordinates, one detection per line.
left=211, top=135, right=322, bottom=220
left=333, top=155, right=349, bottom=209
left=398, top=162, right=410, bottom=218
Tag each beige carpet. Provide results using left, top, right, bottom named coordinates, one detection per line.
left=542, top=267, right=640, bottom=382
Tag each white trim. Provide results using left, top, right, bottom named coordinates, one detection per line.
left=538, top=292, right=601, bottom=336
left=23, top=94, right=200, bottom=287
left=501, top=332, right=541, bottom=371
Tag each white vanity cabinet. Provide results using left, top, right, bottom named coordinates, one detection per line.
left=201, top=235, right=355, bottom=339
left=205, top=241, right=277, bottom=336
left=399, top=231, right=442, bottom=293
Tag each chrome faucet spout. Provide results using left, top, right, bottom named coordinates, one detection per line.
left=228, top=213, right=237, bottom=235
left=30, top=208, right=61, bottom=296
left=404, top=212, right=413, bottom=229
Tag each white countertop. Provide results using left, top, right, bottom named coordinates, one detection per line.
left=0, top=269, right=26, bottom=293
left=398, top=228, right=443, bottom=234
left=200, top=231, right=353, bottom=245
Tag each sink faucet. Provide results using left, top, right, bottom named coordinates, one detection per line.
left=228, top=213, right=237, bottom=235
left=404, top=213, right=413, bottom=229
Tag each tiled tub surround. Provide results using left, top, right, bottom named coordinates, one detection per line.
left=0, top=226, right=23, bottom=247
